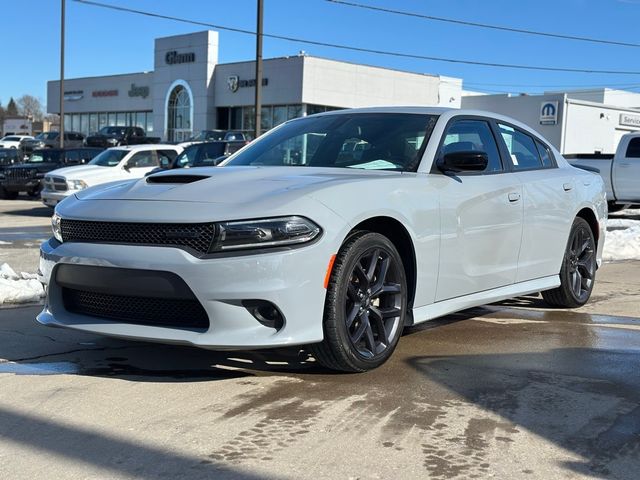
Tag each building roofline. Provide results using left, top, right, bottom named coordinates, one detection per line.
left=48, top=71, right=153, bottom=84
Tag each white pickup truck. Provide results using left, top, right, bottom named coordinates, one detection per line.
left=568, top=132, right=640, bottom=212
left=41, top=144, right=182, bottom=208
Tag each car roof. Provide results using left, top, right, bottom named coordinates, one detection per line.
left=110, top=144, right=180, bottom=152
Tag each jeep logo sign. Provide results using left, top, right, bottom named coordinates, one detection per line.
left=165, top=51, right=196, bottom=65
left=540, top=101, right=559, bottom=125
left=128, top=83, right=150, bottom=99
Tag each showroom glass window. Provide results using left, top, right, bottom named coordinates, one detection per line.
left=167, top=85, right=192, bottom=142
left=441, top=119, right=503, bottom=173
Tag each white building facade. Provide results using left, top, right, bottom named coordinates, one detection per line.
left=47, top=30, right=463, bottom=141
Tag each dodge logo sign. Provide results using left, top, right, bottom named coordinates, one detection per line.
left=227, top=75, right=239, bottom=93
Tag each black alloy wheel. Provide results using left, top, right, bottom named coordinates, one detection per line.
left=311, top=232, right=407, bottom=372
left=542, top=217, right=597, bottom=308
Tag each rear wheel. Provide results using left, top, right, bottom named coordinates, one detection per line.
left=310, top=232, right=407, bottom=372
left=542, top=217, right=597, bottom=308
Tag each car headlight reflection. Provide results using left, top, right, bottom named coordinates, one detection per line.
left=51, top=213, right=63, bottom=243
left=212, top=216, right=321, bottom=251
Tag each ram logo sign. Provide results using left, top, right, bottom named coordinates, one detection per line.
left=540, top=101, right=559, bottom=125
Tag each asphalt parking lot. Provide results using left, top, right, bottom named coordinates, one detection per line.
left=0, top=198, right=639, bottom=479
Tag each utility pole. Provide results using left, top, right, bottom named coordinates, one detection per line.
left=254, top=0, right=263, bottom=139
left=59, top=0, right=65, bottom=148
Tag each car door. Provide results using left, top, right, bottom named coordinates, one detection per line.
left=613, top=136, right=640, bottom=202
left=125, top=150, right=159, bottom=177
left=495, top=122, right=576, bottom=282
left=435, top=117, right=524, bottom=301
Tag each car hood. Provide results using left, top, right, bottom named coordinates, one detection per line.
left=47, top=165, right=113, bottom=179
left=75, top=166, right=406, bottom=205
left=5, top=162, right=60, bottom=173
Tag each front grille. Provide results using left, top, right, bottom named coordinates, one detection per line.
left=5, top=169, right=35, bottom=180
left=44, top=176, right=68, bottom=192
left=62, top=287, right=209, bottom=330
left=60, top=219, right=216, bottom=256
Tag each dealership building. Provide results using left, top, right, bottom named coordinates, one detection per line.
left=47, top=30, right=463, bottom=142
left=462, top=89, right=640, bottom=155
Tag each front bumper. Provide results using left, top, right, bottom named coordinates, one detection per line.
left=37, top=237, right=334, bottom=349
left=2, top=179, right=42, bottom=193
left=41, top=189, right=73, bottom=207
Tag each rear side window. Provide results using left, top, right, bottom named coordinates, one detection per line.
left=626, top=138, right=640, bottom=158
left=441, top=119, right=503, bottom=173
left=157, top=150, right=178, bottom=168
left=498, top=124, right=543, bottom=170
left=535, top=140, right=555, bottom=167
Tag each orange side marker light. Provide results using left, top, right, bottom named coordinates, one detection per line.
left=324, top=254, right=337, bottom=289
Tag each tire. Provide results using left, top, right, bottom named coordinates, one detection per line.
left=542, top=217, right=597, bottom=308
left=310, top=232, right=407, bottom=372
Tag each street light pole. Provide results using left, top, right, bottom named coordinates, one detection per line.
left=254, top=0, right=263, bottom=139
left=59, top=0, right=65, bottom=148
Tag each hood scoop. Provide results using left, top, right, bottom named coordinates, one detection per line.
left=146, top=174, right=210, bottom=184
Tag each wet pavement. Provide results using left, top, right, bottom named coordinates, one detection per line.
left=1, top=262, right=639, bottom=479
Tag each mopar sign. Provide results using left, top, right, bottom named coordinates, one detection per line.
left=540, top=101, right=559, bottom=125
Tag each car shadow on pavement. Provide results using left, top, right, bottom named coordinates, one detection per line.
left=0, top=405, right=285, bottom=479
left=2, top=205, right=53, bottom=218
left=406, top=348, right=640, bottom=479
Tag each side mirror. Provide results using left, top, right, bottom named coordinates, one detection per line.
left=438, top=151, right=488, bottom=173
left=123, top=162, right=131, bottom=172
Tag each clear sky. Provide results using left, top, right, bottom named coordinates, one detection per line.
left=2, top=0, right=640, bottom=110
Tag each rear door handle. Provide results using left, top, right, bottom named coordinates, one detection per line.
left=508, top=192, right=521, bottom=202
left=563, top=183, right=573, bottom=191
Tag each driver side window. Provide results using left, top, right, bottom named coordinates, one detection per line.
left=441, top=119, right=503, bottom=173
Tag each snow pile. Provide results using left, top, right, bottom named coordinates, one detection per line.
left=603, top=219, right=640, bottom=262
left=0, top=263, right=45, bottom=305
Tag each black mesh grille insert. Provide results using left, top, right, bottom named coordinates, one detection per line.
left=60, top=219, right=216, bottom=256
left=62, top=288, right=209, bottom=330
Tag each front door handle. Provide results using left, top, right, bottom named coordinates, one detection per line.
left=563, top=183, right=573, bottom=191
left=508, top=192, right=521, bottom=202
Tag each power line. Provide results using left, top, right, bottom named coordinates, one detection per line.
left=73, top=0, right=640, bottom=75
left=327, top=0, right=640, bottom=48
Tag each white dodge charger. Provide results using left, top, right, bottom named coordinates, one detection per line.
left=38, top=108, right=606, bottom=372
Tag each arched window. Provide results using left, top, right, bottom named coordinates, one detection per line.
left=166, top=84, right=192, bottom=142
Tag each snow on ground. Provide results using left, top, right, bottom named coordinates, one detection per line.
left=0, top=263, right=44, bottom=305
left=604, top=218, right=640, bottom=262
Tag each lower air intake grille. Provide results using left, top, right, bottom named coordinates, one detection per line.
left=62, top=288, right=209, bottom=330
left=60, top=219, right=216, bottom=256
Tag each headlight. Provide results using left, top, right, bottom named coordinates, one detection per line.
left=211, top=216, right=321, bottom=251
left=51, top=213, right=63, bottom=243
left=67, top=179, right=88, bottom=190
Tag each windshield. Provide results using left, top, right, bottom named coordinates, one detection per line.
left=188, top=130, right=224, bottom=142
left=28, top=151, right=62, bottom=163
left=88, top=149, right=128, bottom=167
left=225, top=113, right=436, bottom=171
left=174, top=145, right=199, bottom=168
left=98, top=126, right=126, bottom=136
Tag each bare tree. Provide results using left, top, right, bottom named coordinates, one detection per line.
left=17, top=95, right=44, bottom=121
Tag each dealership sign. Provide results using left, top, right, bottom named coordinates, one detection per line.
left=540, top=101, right=559, bottom=125
left=128, top=83, right=150, bottom=99
left=227, top=75, right=269, bottom=93
left=165, top=51, right=195, bottom=65
left=63, top=90, right=84, bottom=101
left=619, top=113, right=640, bottom=127
left=92, top=89, right=118, bottom=98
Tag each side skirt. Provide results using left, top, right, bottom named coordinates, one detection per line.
left=411, top=275, right=560, bottom=325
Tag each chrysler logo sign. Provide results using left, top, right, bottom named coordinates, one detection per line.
left=165, top=50, right=196, bottom=65
left=227, top=75, right=269, bottom=92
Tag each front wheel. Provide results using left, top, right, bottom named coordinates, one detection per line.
left=542, top=217, right=597, bottom=308
left=310, top=232, right=407, bottom=372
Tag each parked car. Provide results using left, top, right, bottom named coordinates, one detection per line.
left=178, top=130, right=248, bottom=148
left=85, top=126, right=160, bottom=148
left=0, top=147, right=101, bottom=199
left=0, top=135, right=33, bottom=149
left=568, top=131, right=640, bottom=212
left=0, top=148, right=22, bottom=169
left=38, top=108, right=606, bottom=372
left=147, top=140, right=247, bottom=175
left=22, top=131, right=86, bottom=153
left=40, top=144, right=181, bottom=208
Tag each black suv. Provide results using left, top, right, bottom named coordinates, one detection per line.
left=0, top=147, right=102, bottom=199
left=85, top=126, right=160, bottom=148
left=148, top=141, right=246, bottom=175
